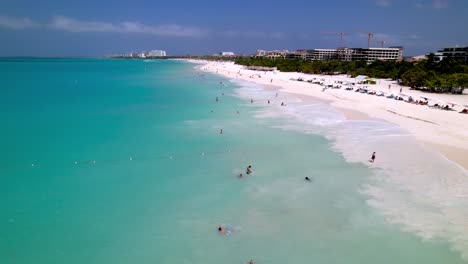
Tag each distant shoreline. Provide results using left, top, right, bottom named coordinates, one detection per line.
left=193, top=59, right=468, bottom=170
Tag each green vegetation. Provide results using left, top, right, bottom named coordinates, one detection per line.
left=235, top=55, right=468, bottom=94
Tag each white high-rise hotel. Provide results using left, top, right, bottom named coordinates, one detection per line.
left=148, top=50, right=167, bottom=57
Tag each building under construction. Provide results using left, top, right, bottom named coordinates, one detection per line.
left=337, top=47, right=403, bottom=62
left=257, top=47, right=403, bottom=62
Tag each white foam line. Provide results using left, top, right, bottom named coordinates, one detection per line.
left=230, top=77, right=468, bottom=261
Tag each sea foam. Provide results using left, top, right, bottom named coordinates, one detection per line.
left=231, top=78, right=468, bottom=260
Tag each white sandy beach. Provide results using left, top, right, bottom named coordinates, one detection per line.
left=193, top=60, right=468, bottom=170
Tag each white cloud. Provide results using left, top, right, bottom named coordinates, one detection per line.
left=50, top=16, right=209, bottom=37
left=375, top=0, right=392, bottom=7
left=432, top=0, right=448, bottom=9
left=0, top=15, right=38, bottom=29
left=414, top=0, right=449, bottom=9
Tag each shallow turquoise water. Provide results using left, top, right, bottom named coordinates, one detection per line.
left=0, top=59, right=466, bottom=263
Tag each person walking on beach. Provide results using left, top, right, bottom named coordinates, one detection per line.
left=399, top=87, right=402, bottom=93
left=369, top=152, right=376, bottom=163
left=251, top=99, right=254, bottom=103
left=268, top=100, right=270, bottom=104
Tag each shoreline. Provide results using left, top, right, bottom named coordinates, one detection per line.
left=192, top=59, right=468, bottom=170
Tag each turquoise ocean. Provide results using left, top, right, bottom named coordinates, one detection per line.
left=1, top=58, right=467, bottom=264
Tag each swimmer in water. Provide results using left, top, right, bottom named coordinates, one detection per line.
left=216, top=97, right=219, bottom=102
left=268, top=100, right=270, bottom=104
left=239, top=173, right=243, bottom=178
left=220, top=129, right=223, bottom=134
left=305, top=177, right=310, bottom=181
left=369, top=152, right=376, bottom=163
left=250, top=99, right=253, bottom=103
left=246, top=165, right=252, bottom=174
left=249, top=260, right=254, bottom=264
left=218, top=225, right=224, bottom=233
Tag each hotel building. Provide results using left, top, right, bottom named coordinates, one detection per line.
left=435, top=46, right=468, bottom=61
left=148, top=50, right=167, bottom=57
left=257, top=47, right=403, bottom=62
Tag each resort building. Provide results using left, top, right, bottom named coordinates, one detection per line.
left=336, top=48, right=354, bottom=61
left=127, top=51, right=138, bottom=58
left=220, top=51, right=235, bottom=56
left=347, top=47, right=403, bottom=62
left=435, top=46, right=468, bottom=61
left=256, top=47, right=403, bottom=62
left=286, top=50, right=314, bottom=60
left=256, top=49, right=289, bottom=59
left=137, top=52, right=148, bottom=58
left=308, top=49, right=338, bottom=60
left=148, top=50, right=167, bottom=57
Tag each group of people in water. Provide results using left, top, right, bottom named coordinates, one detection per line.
left=238, top=165, right=252, bottom=178
left=212, top=79, right=378, bottom=264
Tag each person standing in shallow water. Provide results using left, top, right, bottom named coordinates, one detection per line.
left=369, top=152, right=376, bottom=163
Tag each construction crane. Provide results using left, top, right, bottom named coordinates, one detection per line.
left=321, top=31, right=348, bottom=48
left=358, top=31, right=374, bottom=48
left=374, top=40, right=388, bottom=48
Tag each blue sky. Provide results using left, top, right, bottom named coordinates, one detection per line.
left=0, top=0, right=467, bottom=56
